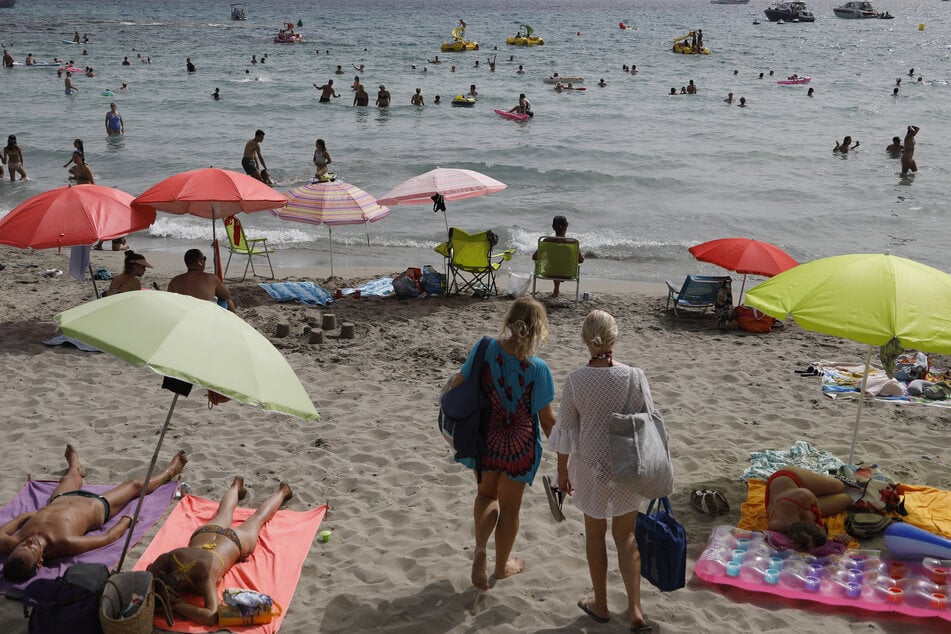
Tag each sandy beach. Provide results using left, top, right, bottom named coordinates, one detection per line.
left=0, top=244, right=948, bottom=634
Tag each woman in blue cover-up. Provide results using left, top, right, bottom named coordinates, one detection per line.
left=448, top=297, right=556, bottom=590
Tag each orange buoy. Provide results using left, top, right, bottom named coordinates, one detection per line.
left=619, top=22, right=626, bottom=30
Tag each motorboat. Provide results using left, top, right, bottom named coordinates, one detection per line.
left=764, top=2, right=816, bottom=22
left=711, top=0, right=750, bottom=4
left=230, top=4, right=248, bottom=20
left=833, top=1, right=880, bottom=18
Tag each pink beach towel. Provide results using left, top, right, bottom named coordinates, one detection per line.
left=133, top=493, right=326, bottom=634
left=0, top=480, right=177, bottom=594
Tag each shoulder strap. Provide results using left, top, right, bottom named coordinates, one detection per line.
left=473, top=336, right=491, bottom=369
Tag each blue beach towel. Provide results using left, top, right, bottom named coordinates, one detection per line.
left=258, top=281, right=334, bottom=306
left=342, top=276, right=394, bottom=298
left=42, top=334, right=100, bottom=352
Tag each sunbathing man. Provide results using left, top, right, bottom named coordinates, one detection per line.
left=167, top=249, right=235, bottom=311
left=765, top=465, right=851, bottom=549
left=0, top=445, right=187, bottom=582
left=147, top=477, right=293, bottom=625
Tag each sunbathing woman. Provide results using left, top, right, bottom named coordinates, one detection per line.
left=147, top=477, right=292, bottom=625
left=765, top=465, right=851, bottom=549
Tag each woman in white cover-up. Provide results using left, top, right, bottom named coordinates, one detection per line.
left=549, top=309, right=655, bottom=633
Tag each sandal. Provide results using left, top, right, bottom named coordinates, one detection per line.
left=710, top=490, right=730, bottom=515
left=542, top=475, right=565, bottom=522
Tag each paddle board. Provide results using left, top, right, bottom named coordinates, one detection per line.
left=494, top=109, right=530, bottom=121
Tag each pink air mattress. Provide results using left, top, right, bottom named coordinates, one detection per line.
left=494, top=109, right=530, bottom=121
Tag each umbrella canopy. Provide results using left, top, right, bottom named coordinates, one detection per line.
left=745, top=252, right=951, bottom=463
left=689, top=237, right=799, bottom=301
left=377, top=167, right=506, bottom=236
left=0, top=184, right=150, bottom=249
left=273, top=180, right=389, bottom=276
left=55, top=291, right=318, bottom=569
left=132, top=168, right=287, bottom=279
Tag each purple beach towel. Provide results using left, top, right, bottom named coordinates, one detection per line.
left=0, top=480, right=177, bottom=594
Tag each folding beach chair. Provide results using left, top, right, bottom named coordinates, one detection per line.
left=532, top=237, right=582, bottom=305
left=434, top=228, right=514, bottom=297
left=665, top=274, right=731, bottom=316
left=223, top=215, right=274, bottom=281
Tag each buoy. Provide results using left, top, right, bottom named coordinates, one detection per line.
left=619, top=22, right=626, bottom=30
left=577, top=31, right=581, bottom=36
left=297, top=19, right=303, bottom=27
left=919, top=23, right=925, bottom=31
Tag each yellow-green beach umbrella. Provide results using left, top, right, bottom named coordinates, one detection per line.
left=745, top=252, right=951, bottom=464
left=56, top=291, right=318, bottom=568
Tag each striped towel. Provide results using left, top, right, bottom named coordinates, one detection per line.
left=342, top=276, right=394, bottom=298
left=258, top=281, right=334, bottom=306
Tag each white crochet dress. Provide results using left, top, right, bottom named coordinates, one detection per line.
left=549, top=362, right=653, bottom=519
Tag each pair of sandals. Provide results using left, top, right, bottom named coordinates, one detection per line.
left=795, top=365, right=821, bottom=377
left=690, top=488, right=730, bottom=517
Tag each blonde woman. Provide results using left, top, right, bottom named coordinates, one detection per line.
left=445, top=297, right=556, bottom=590
left=549, top=310, right=655, bottom=633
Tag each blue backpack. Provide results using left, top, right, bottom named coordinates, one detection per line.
left=22, top=563, right=109, bottom=634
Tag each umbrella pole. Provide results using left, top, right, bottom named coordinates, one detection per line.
left=328, top=226, right=334, bottom=277
left=443, top=209, right=449, bottom=240
left=847, top=346, right=873, bottom=467
left=115, top=392, right=180, bottom=572
left=738, top=273, right=748, bottom=305
left=88, top=263, right=100, bottom=299
left=211, top=206, right=223, bottom=282
left=365, top=224, right=370, bottom=248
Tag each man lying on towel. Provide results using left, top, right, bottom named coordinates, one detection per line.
left=147, top=477, right=292, bottom=625
left=0, top=444, right=187, bottom=582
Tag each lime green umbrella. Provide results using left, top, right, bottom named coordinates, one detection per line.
left=55, top=291, right=318, bottom=568
left=745, top=252, right=951, bottom=464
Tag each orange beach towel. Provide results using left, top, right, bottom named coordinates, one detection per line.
left=134, top=494, right=327, bottom=633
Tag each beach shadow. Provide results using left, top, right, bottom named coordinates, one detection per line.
left=0, top=321, right=66, bottom=356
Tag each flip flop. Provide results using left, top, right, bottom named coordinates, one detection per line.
left=578, top=598, right=610, bottom=624
left=710, top=490, right=730, bottom=515
left=632, top=624, right=653, bottom=634
left=691, top=489, right=720, bottom=517
left=542, top=475, right=565, bottom=523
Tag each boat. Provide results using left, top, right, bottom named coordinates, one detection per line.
left=764, top=2, right=816, bottom=22
left=506, top=23, right=544, bottom=46
left=230, top=4, right=247, bottom=20
left=777, top=76, right=812, bottom=84
left=451, top=95, right=476, bottom=107
left=543, top=75, right=584, bottom=84
left=672, top=33, right=710, bottom=55
left=274, top=22, right=303, bottom=44
left=878, top=11, right=894, bottom=18
left=0, top=0, right=16, bottom=8
left=711, top=0, right=750, bottom=4
left=441, top=26, right=479, bottom=52
left=833, top=1, right=880, bottom=18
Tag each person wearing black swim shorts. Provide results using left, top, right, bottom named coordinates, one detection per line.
left=242, top=129, right=267, bottom=181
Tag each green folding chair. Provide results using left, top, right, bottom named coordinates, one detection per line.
left=434, top=228, right=514, bottom=297
left=223, top=215, right=274, bottom=281
left=532, top=237, right=582, bottom=304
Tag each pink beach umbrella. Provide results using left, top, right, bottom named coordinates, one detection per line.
left=377, top=167, right=507, bottom=237
left=273, top=180, right=389, bottom=276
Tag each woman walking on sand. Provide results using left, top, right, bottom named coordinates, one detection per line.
left=548, top=310, right=657, bottom=633
left=444, top=297, right=556, bottom=590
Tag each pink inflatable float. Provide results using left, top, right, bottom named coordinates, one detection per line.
left=695, top=526, right=951, bottom=622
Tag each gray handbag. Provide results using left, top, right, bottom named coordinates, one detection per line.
left=608, top=368, right=674, bottom=499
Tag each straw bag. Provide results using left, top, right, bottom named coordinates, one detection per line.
left=99, top=571, right=159, bottom=634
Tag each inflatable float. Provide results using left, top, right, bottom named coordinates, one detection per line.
left=494, top=108, right=530, bottom=121
left=506, top=25, right=543, bottom=46
left=441, top=26, right=478, bottom=52
left=555, top=85, right=586, bottom=91
left=274, top=22, right=302, bottom=44
left=886, top=523, right=951, bottom=560
left=58, top=66, right=85, bottom=73
left=672, top=33, right=710, bottom=55
left=777, top=76, right=811, bottom=84
left=695, top=525, right=951, bottom=622
left=543, top=75, right=584, bottom=84
left=451, top=95, right=476, bottom=107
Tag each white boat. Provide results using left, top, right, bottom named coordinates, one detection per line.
left=833, top=1, right=880, bottom=18
left=230, top=3, right=248, bottom=20
left=764, top=2, right=816, bottom=22
left=711, top=0, right=750, bottom=4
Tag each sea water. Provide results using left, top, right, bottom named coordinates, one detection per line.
left=0, top=0, right=948, bottom=283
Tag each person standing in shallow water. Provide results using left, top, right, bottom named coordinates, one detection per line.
left=901, top=125, right=919, bottom=176
left=104, top=102, right=124, bottom=136
left=444, top=297, right=556, bottom=591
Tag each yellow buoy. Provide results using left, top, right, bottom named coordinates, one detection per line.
left=919, top=23, right=925, bottom=31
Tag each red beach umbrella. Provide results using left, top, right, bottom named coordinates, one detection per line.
left=689, top=237, right=798, bottom=300
left=132, top=168, right=287, bottom=279
left=377, top=167, right=506, bottom=236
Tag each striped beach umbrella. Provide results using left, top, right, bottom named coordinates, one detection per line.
left=273, top=180, right=389, bottom=276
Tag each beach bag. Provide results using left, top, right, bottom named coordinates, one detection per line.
left=845, top=512, right=899, bottom=539
left=393, top=267, right=423, bottom=299
left=894, top=351, right=928, bottom=381
left=733, top=305, right=776, bottom=333
left=439, top=337, right=491, bottom=475
left=99, top=571, right=159, bottom=634
left=422, top=264, right=445, bottom=296
left=607, top=368, right=674, bottom=499
left=635, top=497, right=687, bottom=592
left=23, top=564, right=108, bottom=634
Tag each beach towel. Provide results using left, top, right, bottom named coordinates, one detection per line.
left=133, top=493, right=326, bottom=633
left=69, top=245, right=91, bottom=282
left=42, top=333, right=100, bottom=352
left=741, top=440, right=844, bottom=482
left=0, top=480, right=177, bottom=594
left=816, top=360, right=951, bottom=409
left=258, top=281, right=334, bottom=306
left=342, top=276, right=394, bottom=298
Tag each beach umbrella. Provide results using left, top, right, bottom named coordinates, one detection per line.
left=273, top=180, right=389, bottom=276
left=0, top=184, right=153, bottom=297
left=688, top=237, right=798, bottom=301
left=745, top=252, right=951, bottom=465
left=131, top=168, right=287, bottom=279
left=55, top=291, right=318, bottom=570
left=377, top=167, right=506, bottom=237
